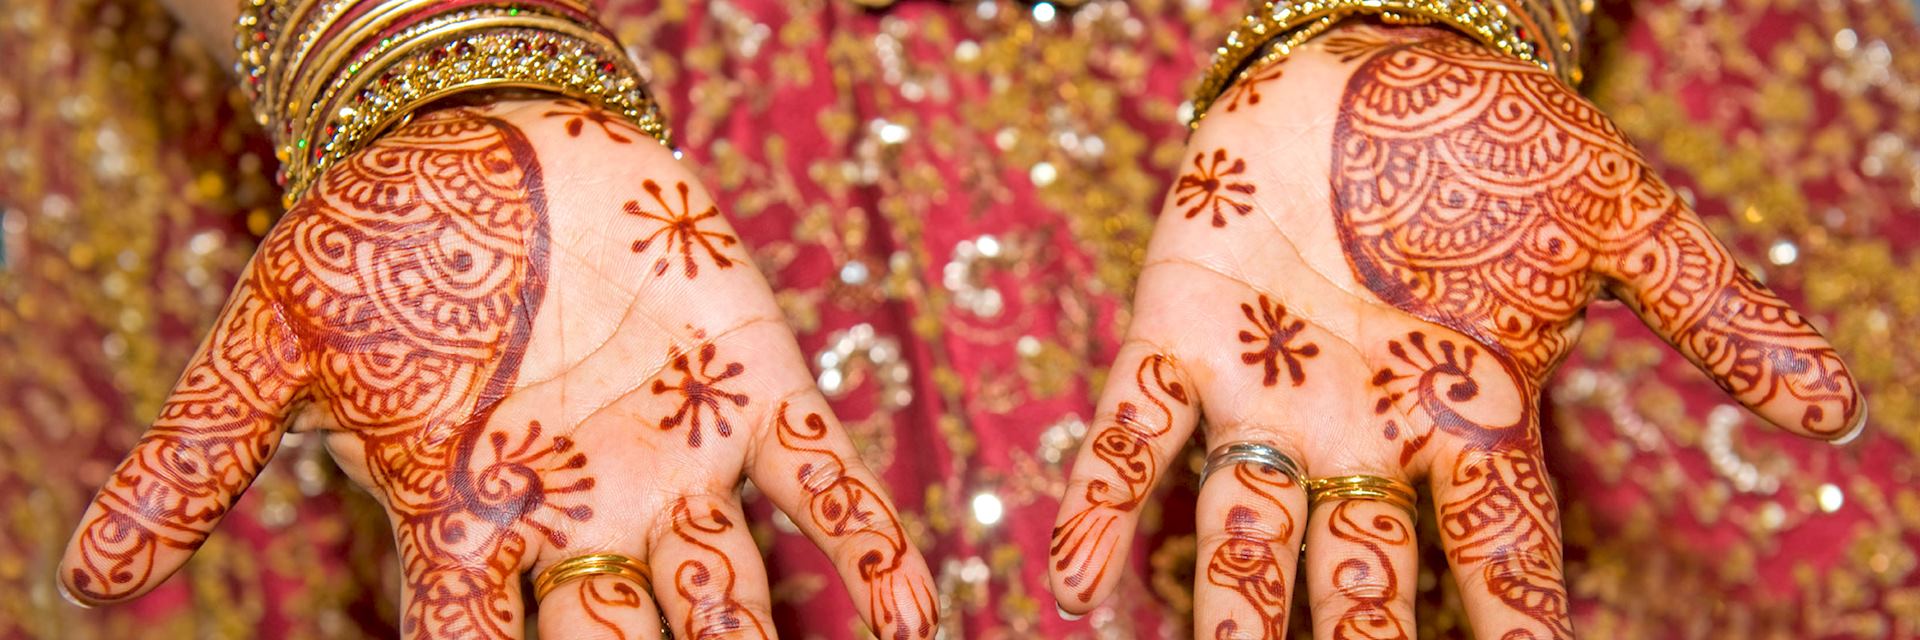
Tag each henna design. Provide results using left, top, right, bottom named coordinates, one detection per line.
left=69, top=109, right=594, bottom=638
left=650, top=342, right=750, bottom=448
left=1204, top=463, right=1297, bottom=639
left=1221, top=60, right=1288, bottom=113
left=1051, top=354, right=1188, bottom=603
left=669, top=499, right=770, bottom=639
left=579, top=578, right=646, bottom=640
left=1174, top=149, right=1258, bottom=227
left=774, top=403, right=935, bottom=640
left=1326, top=501, right=1412, bottom=640
left=1238, top=295, right=1321, bottom=387
left=624, top=179, right=739, bottom=278
left=544, top=99, right=638, bottom=143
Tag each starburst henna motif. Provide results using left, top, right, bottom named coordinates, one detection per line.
left=1238, top=295, right=1320, bottom=387
left=1221, top=61, right=1287, bottom=112
left=650, top=342, right=750, bottom=448
left=1174, top=149, right=1257, bottom=227
left=543, top=99, right=639, bottom=143
left=624, top=179, right=739, bottom=278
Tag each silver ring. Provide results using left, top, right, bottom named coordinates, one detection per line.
left=1200, top=442, right=1303, bottom=487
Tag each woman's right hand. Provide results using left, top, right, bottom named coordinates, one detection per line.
left=59, top=98, right=937, bottom=640
left=1048, top=24, right=1863, bottom=639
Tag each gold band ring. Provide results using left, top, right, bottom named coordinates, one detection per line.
left=1307, top=475, right=1418, bottom=517
left=532, top=553, right=652, bottom=602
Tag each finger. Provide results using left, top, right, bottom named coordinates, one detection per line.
left=1302, top=483, right=1418, bottom=639
left=650, top=496, right=776, bottom=639
left=401, top=558, right=529, bottom=639
left=748, top=395, right=937, bottom=639
left=1193, top=452, right=1308, bottom=639
left=1049, top=342, right=1202, bottom=613
left=1428, top=440, right=1571, bottom=639
left=537, top=575, right=667, bottom=640
left=58, top=279, right=307, bottom=605
left=1603, top=198, right=1864, bottom=441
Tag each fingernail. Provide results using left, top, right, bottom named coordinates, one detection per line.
left=1832, top=406, right=1869, bottom=446
left=57, top=580, right=93, bottom=609
left=1056, top=604, right=1085, bottom=621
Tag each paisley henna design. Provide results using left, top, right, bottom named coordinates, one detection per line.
left=651, top=342, right=750, bottom=448
left=1325, top=501, right=1412, bottom=640
left=668, top=499, right=771, bottom=639
left=1238, top=294, right=1321, bottom=387
left=1174, top=149, right=1258, bottom=227
left=1051, top=354, right=1188, bottom=603
left=69, top=107, right=594, bottom=638
left=1205, top=462, right=1299, bottom=639
left=624, top=179, right=739, bottom=278
left=544, top=99, right=638, bottom=143
left=774, top=403, right=936, bottom=640
left=1221, top=60, right=1288, bottom=113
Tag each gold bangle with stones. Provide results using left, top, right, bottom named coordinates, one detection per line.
left=1189, top=0, right=1591, bottom=131
left=234, top=0, right=669, bottom=207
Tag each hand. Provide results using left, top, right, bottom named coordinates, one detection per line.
left=1047, top=25, right=1863, bottom=638
left=59, top=99, right=938, bottom=640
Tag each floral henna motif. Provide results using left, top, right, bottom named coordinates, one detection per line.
left=650, top=342, right=750, bottom=448
left=1174, top=149, right=1258, bottom=227
left=1326, top=501, right=1412, bottom=640
left=1221, top=60, right=1288, bottom=113
left=624, top=179, right=739, bottom=278
left=774, top=403, right=935, bottom=640
left=668, top=499, right=770, bottom=639
left=1238, top=294, right=1321, bottom=387
left=544, top=99, right=639, bottom=143
left=1205, top=462, right=1298, bottom=639
left=69, top=108, right=596, bottom=637
left=1051, top=354, right=1188, bottom=603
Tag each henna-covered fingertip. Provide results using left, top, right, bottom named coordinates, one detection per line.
left=56, top=577, right=94, bottom=609
left=1832, top=404, right=1869, bottom=446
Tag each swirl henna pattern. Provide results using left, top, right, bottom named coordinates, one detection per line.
left=68, top=107, right=593, bottom=638
left=1325, top=501, right=1413, bottom=640
left=1205, top=462, right=1300, bottom=639
left=773, top=403, right=936, bottom=640
left=669, top=499, right=771, bottom=639
left=1051, top=354, right=1189, bottom=603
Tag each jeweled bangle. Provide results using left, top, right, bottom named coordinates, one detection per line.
left=1190, top=0, right=1591, bottom=130
left=234, top=0, right=669, bottom=207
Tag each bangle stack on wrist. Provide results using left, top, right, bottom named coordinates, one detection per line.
left=1190, top=0, right=1591, bottom=130
left=233, top=0, right=671, bottom=207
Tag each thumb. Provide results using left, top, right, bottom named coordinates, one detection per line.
left=1603, top=197, right=1864, bottom=442
left=59, top=277, right=307, bottom=605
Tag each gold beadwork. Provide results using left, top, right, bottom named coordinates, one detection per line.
left=234, top=0, right=669, bottom=207
left=1190, top=0, right=1591, bottom=130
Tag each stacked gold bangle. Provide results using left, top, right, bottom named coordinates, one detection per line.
left=1190, top=0, right=1592, bottom=129
left=1307, top=474, right=1418, bottom=516
left=234, top=0, right=671, bottom=207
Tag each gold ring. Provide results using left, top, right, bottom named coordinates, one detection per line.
left=1307, top=475, right=1418, bottom=516
left=532, top=553, right=652, bottom=602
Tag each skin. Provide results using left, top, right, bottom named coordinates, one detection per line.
left=58, top=100, right=938, bottom=640
left=1048, top=24, right=1865, bottom=639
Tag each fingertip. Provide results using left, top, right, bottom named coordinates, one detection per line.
left=1831, top=404, right=1868, bottom=446
left=56, top=574, right=95, bottom=609
left=1056, top=603, right=1086, bottom=621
